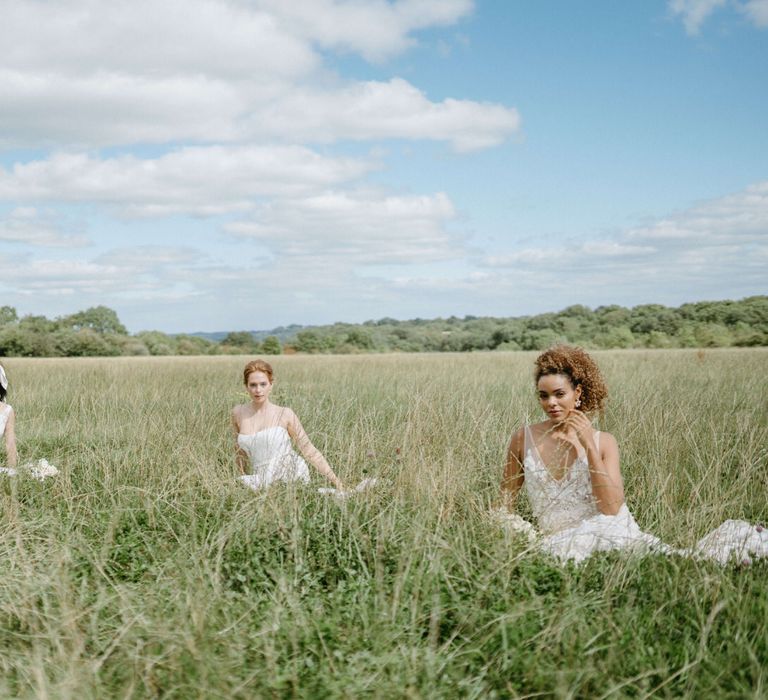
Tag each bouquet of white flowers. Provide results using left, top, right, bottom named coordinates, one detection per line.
left=490, top=508, right=538, bottom=543
left=22, top=458, right=59, bottom=480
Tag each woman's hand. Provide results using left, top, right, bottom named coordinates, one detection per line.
left=563, top=409, right=595, bottom=449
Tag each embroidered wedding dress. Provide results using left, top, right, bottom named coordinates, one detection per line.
left=498, top=425, right=767, bottom=565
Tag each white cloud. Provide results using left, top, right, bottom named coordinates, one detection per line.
left=225, top=189, right=461, bottom=264
left=669, top=0, right=768, bottom=32
left=669, top=0, right=728, bottom=33
left=0, top=0, right=516, bottom=151
left=740, top=0, right=768, bottom=26
left=0, top=147, right=374, bottom=216
left=0, top=71, right=519, bottom=152
left=259, top=0, right=474, bottom=61
left=479, top=181, right=768, bottom=300
left=0, top=0, right=316, bottom=79
left=0, top=207, right=90, bottom=247
left=243, top=78, right=520, bottom=152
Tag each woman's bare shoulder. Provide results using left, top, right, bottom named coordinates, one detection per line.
left=274, top=404, right=297, bottom=423
left=509, top=421, right=536, bottom=448
left=596, top=429, right=618, bottom=447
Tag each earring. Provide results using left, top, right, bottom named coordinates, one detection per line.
left=575, top=399, right=581, bottom=407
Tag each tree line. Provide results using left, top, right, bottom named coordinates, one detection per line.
left=1, top=296, right=766, bottom=358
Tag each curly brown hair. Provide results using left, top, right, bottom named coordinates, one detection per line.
left=243, top=359, right=274, bottom=385
left=534, top=345, right=608, bottom=414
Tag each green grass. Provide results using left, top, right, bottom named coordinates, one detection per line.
left=1, top=349, right=766, bottom=698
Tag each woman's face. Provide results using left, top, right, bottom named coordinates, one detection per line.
left=246, top=371, right=272, bottom=405
left=537, top=373, right=582, bottom=422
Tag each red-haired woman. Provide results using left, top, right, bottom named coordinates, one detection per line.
left=231, top=359, right=344, bottom=492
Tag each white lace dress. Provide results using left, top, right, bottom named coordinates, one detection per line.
left=237, top=426, right=310, bottom=491
left=518, top=425, right=767, bottom=564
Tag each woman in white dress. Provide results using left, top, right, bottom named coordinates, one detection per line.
left=0, top=364, right=18, bottom=471
left=231, top=359, right=345, bottom=492
left=497, top=345, right=767, bottom=564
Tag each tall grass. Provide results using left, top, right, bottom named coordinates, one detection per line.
left=0, top=349, right=766, bottom=698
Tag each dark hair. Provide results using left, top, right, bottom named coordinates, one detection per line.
left=0, top=386, right=6, bottom=403
left=534, top=345, right=608, bottom=414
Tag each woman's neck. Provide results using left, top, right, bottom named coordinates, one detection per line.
left=250, top=399, right=272, bottom=414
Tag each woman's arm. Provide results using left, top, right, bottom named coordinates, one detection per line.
left=286, top=409, right=344, bottom=490
left=498, top=427, right=525, bottom=511
left=568, top=412, right=624, bottom=515
left=4, top=407, right=17, bottom=469
left=230, top=408, right=249, bottom=476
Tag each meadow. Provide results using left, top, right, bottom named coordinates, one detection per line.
left=0, top=349, right=766, bottom=698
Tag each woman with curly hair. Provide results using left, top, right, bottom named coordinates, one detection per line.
left=497, top=345, right=767, bottom=564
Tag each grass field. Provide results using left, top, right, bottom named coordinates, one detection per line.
left=1, top=349, right=767, bottom=698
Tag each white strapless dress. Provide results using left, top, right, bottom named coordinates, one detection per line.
left=497, top=425, right=768, bottom=565
left=237, top=426, right=310, bottom=491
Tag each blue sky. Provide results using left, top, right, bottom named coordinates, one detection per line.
left=1, top=0, right=766, bottom=333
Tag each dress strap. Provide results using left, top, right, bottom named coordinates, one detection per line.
left=523, top=424, right=533, bottom=456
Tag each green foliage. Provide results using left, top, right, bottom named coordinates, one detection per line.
left=0, top=351, right=766, bottom=697
left=261, top=335, right=283, bottom=355
left=221, top=331, right=259, bottom=351
left=0, top=305, right=18, bottom=326
left=1, top=296, right=767, bottom=358
left=60, top=305, right=128, bottom=335
left=281, top=295, right=768, bottom=354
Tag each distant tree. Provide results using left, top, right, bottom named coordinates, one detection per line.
left=175, top=334, right=218, bottom=355
left=19, top=314, right=58, bottom=334
left=121, top=339, right=151, bottom=356
left=345, top=329, right=373, bottom=350
left=0, top=325, right=54, bottom=356
left=732, top=322, right=766, bottom=346
left=60, top=306, right=128, bottom=334
left=520, top=328, right=564, bottom=351
left=560, top=304, right=593, bottom=318
left=595, top=305, right=631, bottom=326
left=644, top=331, right=675, bottom=349
left=295, top=330, right=324, bottom=353
left=0, top=306, right=17, bottom=326
left=629, top=304, right=681, bottom=335
left=694, top=323, right=732, bottom=348
left=221, top=331, right=259, bottom=351
left=594, top=326, right=635, bottom=349
left=261, top=336, right=283, bottom=355
left=52, top=328, right=121, bottom=356
left=135, top=331, right=176, bottom=355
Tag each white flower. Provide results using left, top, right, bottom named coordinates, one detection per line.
left=22, top=458, right=59, bottom=480
left=490, top=508, right=538, bottom=542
